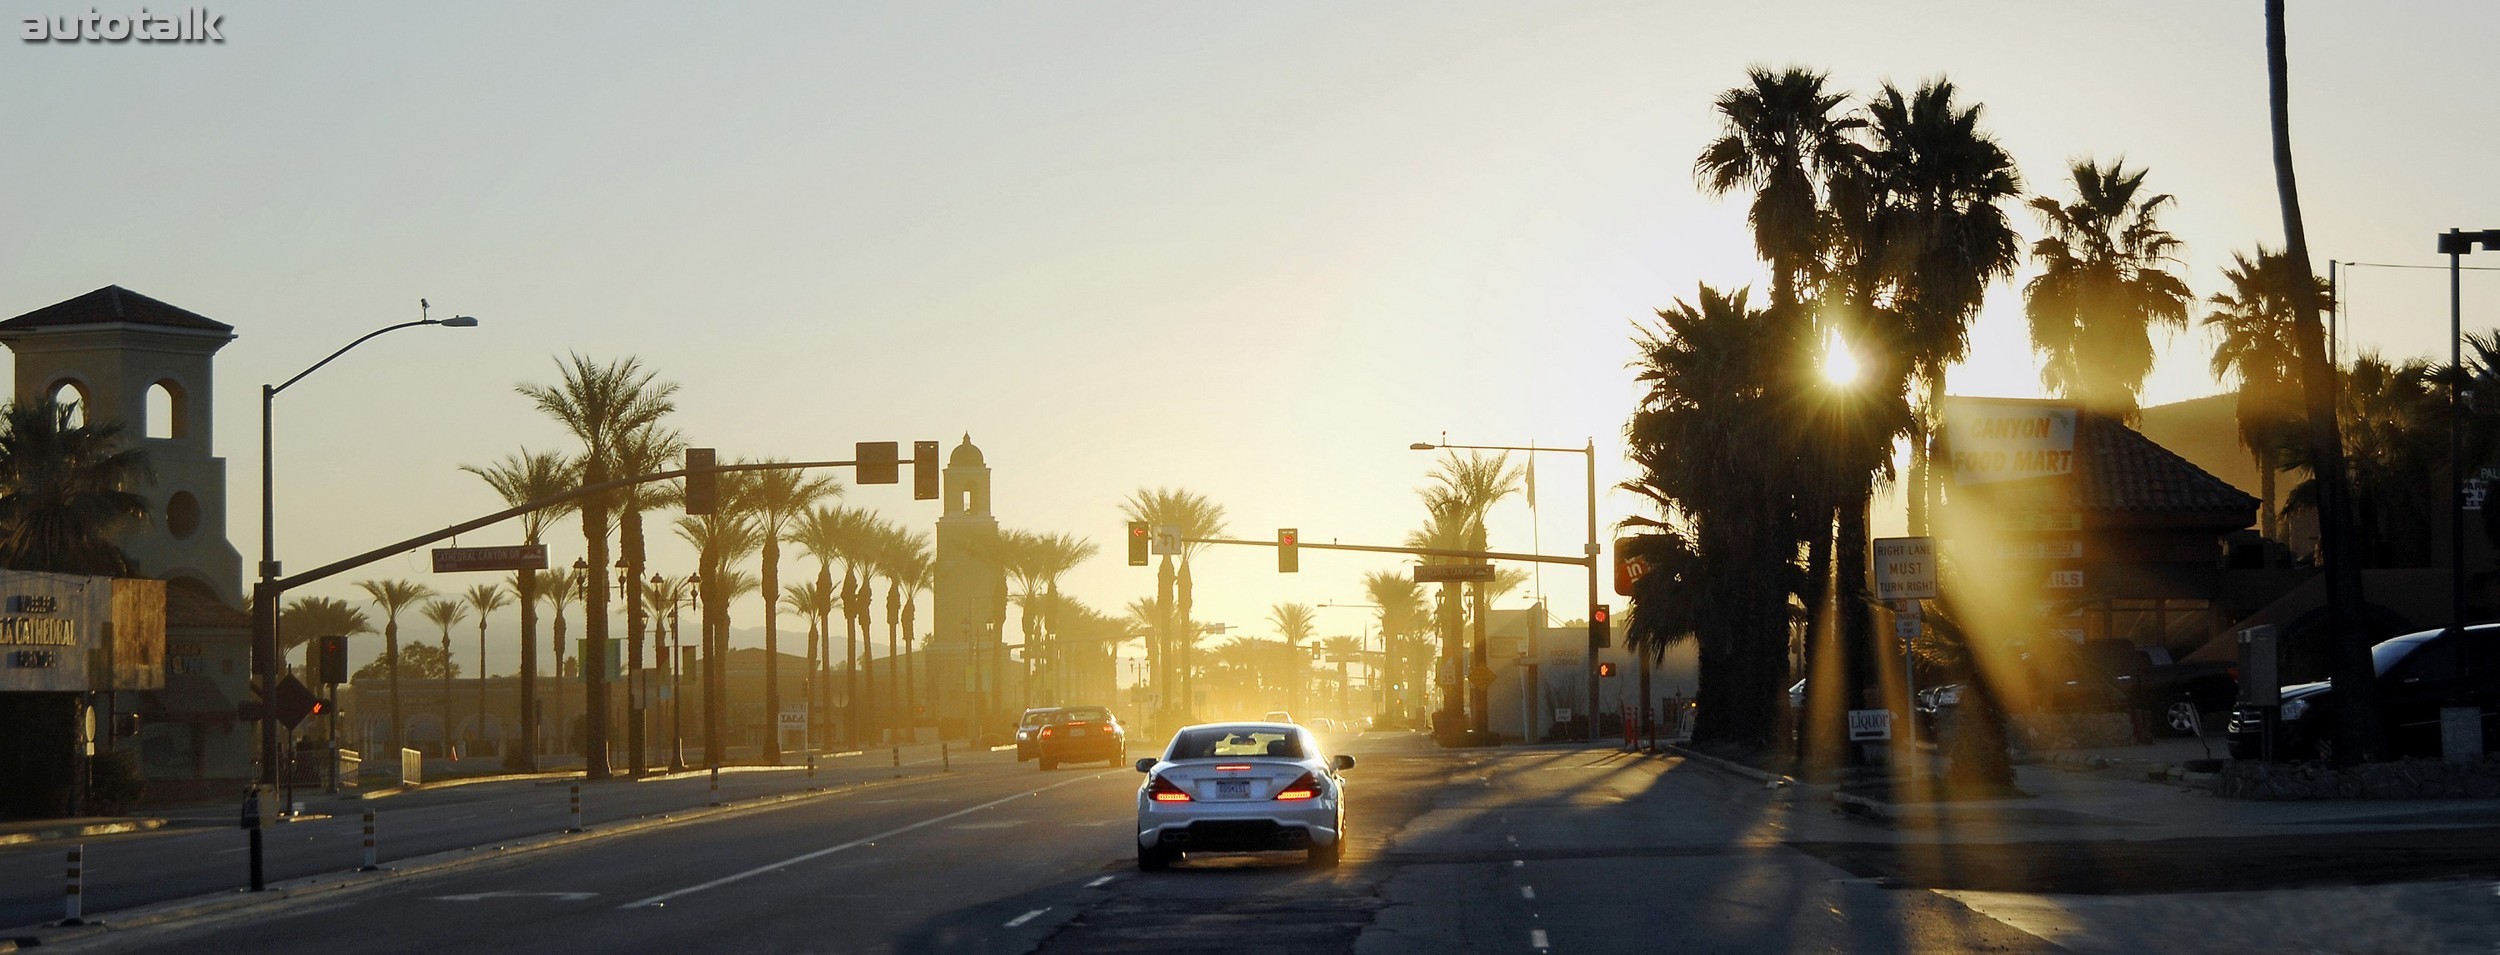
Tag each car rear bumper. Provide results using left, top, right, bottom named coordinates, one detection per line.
left=1139, top=813, right=1339, bottom=852
left=1039, top=738, right=1123, bottom=761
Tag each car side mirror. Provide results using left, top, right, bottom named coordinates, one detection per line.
left=1134, top=758, right=1157, bottom=774
left=1334, top=754, right=1355, bottom=772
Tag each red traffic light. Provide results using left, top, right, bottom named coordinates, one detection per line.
left=1598, top=662, right=1617, bottom=677
left=1592, top=604, right=1611, bottom=624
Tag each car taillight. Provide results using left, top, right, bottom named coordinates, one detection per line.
left=1274, top=772, right=1322, bottom=801
left=1040, top=726, right=1056, bottom=738
left=1148, top=776, right=1192, bottom=803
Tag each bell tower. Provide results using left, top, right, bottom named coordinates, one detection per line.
left=0, top=286, right=245, bottom=606
left=930, top=435, right=1004, bottom=735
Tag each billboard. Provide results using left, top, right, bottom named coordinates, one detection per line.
left=1944, top=398, right=2078, bottom=486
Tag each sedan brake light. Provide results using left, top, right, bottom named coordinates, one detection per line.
left=1214, top=764, right=1252, bottom=772
left=1274, top=772, right=1323, bottom=801
left=1040, top=726, right=1056, bottom=738
left=1148, top=775, right=1193, bottom=803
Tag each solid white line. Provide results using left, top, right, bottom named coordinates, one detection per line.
left=618, top=773, right=1104, bottom=909
left=1086, top=876, right=1115, bottom=888
left=1530, top=928, right=1550, bottom=948
left=1004, top=907, right=1050, bottom=927
left=1520, top=885, right=1536, bottom=899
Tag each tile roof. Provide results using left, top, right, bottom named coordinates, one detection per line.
left=2075, top=413, right=2262, bottom=515
left=0, top=285, right=231, bottom=333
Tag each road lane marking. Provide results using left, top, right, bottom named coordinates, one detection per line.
left=448, top=814, right=479, bottom=822
left=1520, top=885, right=1535, bottom=899
left=947, top=821, right=1022, bottom=830
left=430, top=891, right=598, bottom=902
left=1530, top=928, right=1549, bottom=948
left=1512, top=860, right=1524, bottom=868
left=1086, top=876, right=1115, bottom=888
left=618, top=773, right=1106, bottom=910
left=1004, top=907, right=1049, bottom=927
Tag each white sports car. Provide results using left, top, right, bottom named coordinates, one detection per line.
left=1133, top=721, right=1353, bottom=870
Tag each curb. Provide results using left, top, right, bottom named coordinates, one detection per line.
left=0, top=819, right=167, bottom=848
left=1827, top=791, right=1897, bottom=822
left=7, top=767, right=958, bottom=949
left=1658, top=742, right=1797, bottom=789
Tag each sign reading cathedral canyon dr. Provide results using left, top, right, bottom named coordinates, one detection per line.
left=1943, top=397, right=2079, bottom=486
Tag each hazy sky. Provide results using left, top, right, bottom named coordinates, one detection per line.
left=3, top=1, right=2494, bottom=677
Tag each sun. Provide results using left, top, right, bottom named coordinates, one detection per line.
left=1821, top=329, right=1860, bottom=386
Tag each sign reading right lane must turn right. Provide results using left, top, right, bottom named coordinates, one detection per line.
left=1870, top=537, right=1937, bottom=601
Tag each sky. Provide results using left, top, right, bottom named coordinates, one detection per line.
left=2, top=1, right=2495, bottom=679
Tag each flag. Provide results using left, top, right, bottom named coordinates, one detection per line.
left=1525, top=453, right=1537, bottom=510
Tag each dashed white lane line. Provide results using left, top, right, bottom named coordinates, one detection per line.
left=616, top=772, right=1105, bottom=909
left=1530, top=928, right=1550, bottom=948
left=1512, top=859, right=1525, bottom=868
left=1086, top=876, right=1116, bottom=888
left=1520, top=885, right=1536, bottom=900
left=1004, top=907, right=1050, bottom=928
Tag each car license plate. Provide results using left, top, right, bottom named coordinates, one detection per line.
left=1217, top=779, right=1250, bottom=800
left=1068, top=728, right=1085, bottom=736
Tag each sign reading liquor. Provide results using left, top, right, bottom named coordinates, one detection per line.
left=1944, top=398, right=2078, bottom=485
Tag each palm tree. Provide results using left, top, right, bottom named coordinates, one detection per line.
left=607, top=425, right=684, bottom=773
left=1269, top=602, right=1317, bottom=716
left=787, top=504, right=875, bottom=746
left=278, top=596, right=373, bottom=667
left=895, top=545, right=936, bottom=716
left=1625, top=284, right=1805, bottom=754
left=2205, top=247, right=2329, bottom=538
left=2267, top=0, right=2380, bottom=766
left=2281, top=354, right=2444, bottom=570
left=1854, top=78, right=2025, bottom=532
left=356, top=579, right=435, bottom=762
left=518, top=354, right=678, bottom=779
left=420, top=598, right=468, bottom=756
left=1695, top=66, right=1861, bottom=311
left=1361, top=570, right=1428, bottom=723
left=1315, top=635, right=1363, bottom=718
left=463, top=583, right=513, bottom=757
left=782, top=579, right=830, bottom=746
left=739, top=461, right=840, bottom=761
left=878, top=527, right=935, bottom=724
left=1120, top=488, right=1227, bottom=723
left=1421, top=450, right=1523, bottom=736
left=0, top=398, right=151, bottom=575
left=539, top=565, right=583, bottom=755
left=462, top=449, right=577, bottom=768
left=677, top=509, right=760, bottom=765
left=2022, top=159, right=2194, bottom=422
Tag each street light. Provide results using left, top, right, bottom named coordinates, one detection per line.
left=254, top=303, right=477, bottom=788
left=1412, top=437, right=1602, bottom=742
left=2440, top=229, right=2500, bottom=649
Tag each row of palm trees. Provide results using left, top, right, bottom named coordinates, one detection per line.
left=1620, top=62, right=2401, bottom=776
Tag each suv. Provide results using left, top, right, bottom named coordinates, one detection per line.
left=1034, top=705, right=1127, bottom=770
left=2229, top=624, right=2500, bottom=761
left=1015, top=707, right=1063, bottom=762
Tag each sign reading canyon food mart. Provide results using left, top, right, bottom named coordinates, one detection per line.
left=1943, top=398, right=2078, bottom=485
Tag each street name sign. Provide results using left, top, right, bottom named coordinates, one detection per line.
left=1414, top=563, right=1497, bottom=584
left=1870, top=537, right=1937, bottom=601
left=432, top=544, right=548, bottom=573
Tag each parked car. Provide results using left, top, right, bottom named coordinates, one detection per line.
left=2133, top=645, right=2239, bottom=737
left=1134, top=721, right=1353, bottom=871
left=2229, top=624, right=2500, bottom=761
left=1033, top=705, right=1127, bottom=770
left=1014, top=707, right=1063, bottom=762
left=1263, top=710, right=1295, bottom=724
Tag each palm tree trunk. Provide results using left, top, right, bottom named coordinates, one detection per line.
left=475, top=620, right=488, bottom=759
left=1438, top=582, right=1464, bottom=729
left=551, top=608, right=568, bottom=756
left=761, top=536, right=784, bottom=763
left=441, top=630, right=453, bottom=758
left=2268, top=0, right=2381, bottom=764
left=385, top=620, right=403, bottom=764
left=1177, top=559, right=1196, bottom=720
left=859, top=577, right=878, bottom=742
left=1154, top=556, right=1174, bottom=722
left=623, top=507, right=649, bottom=775
left=582, top=483, right=614, bottom=779
left=2260, top=446, right=2279, bottom=539
left=842, top=572, right=859, bottom=747
left=515, top=571, right=540, bottom=770
left=885, top=581, right=901, bottom=738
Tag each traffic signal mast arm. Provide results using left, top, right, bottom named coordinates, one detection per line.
left=1182, top=535, right=1592, bottom=567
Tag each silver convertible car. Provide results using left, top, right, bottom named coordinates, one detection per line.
left=1133, top=722, right=1355, bottom=870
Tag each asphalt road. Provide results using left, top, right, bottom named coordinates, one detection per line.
left=21, top=737, right=2500, bottom=953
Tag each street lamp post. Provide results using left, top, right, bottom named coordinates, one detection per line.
left=1413, top=438, right=1602, bottom=742
left=2442, top=230, right=2500, bottom=653
left=254, top=306, right=477, bottom=789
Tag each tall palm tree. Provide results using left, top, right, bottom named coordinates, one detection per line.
left=1361, top=570, right=1428, bottom=723
left=0, top=398, right=151, bottom=575
left=2280, top=354, right=2444, bottom=569
left=1120, top=488, right=1227, bottom=722
left=782, top=579, right=830, bottom=746
left=1422, top=451, right=1523, bottom=735
left=645, top=570, right=697, bottom=768
left=2267, top=0, right=2379, bottom=766
left=880, top=527, right=935, bottom=724
left=1315, top=635, right=1363, bottom=718
left=463, top=583, right=513, bottom=757
left=539, top=565, right=583, bottom=754
left=2022, top=159, right=2194, bottom=422
left=1694, top=66, right=1861, bottom=311
left=462, top=449, right=577, bottom=768
left=1269, top=602, right=1317, bottom=716
left=607, top=425, right=683, bottom=773
left=356, top=579, right=435, bottom=762
left=677, top=508, right=760, bottom=766
left=1406, top=501, right=1475, bottom=726
left=2205, top=247, right=2329, bottom=538
left=787, top=504, right=874, bottom=746
left=739, top=461, right=839, bottom=761
left=518, top=354, right=677, bottom=779
left=420, top=598, right=468, bottom=756
left=1855, top=77, right=2025, bottom=533
left=278, top=596, right=373, bottom=669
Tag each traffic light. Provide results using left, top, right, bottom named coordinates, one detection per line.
left=913, top=440, right=940, bottom=500
left=1127, top=521, right=1150, bottom=566
left=1278, top=528, right=1298, bottom=573
left=1598, top=662, right=1617, bottom=677
left=1592, top=602, right=1612, bottom=649
left=315, top=634, right=348, bottom=685
left=856, top=441, right=899, bottom=485
left=684, top=448, right=718, bottom=515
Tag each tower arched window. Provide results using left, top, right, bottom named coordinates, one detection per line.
left=47, top=379, right=88, bottom=428
left=146, top=380, right=186, bottom=439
